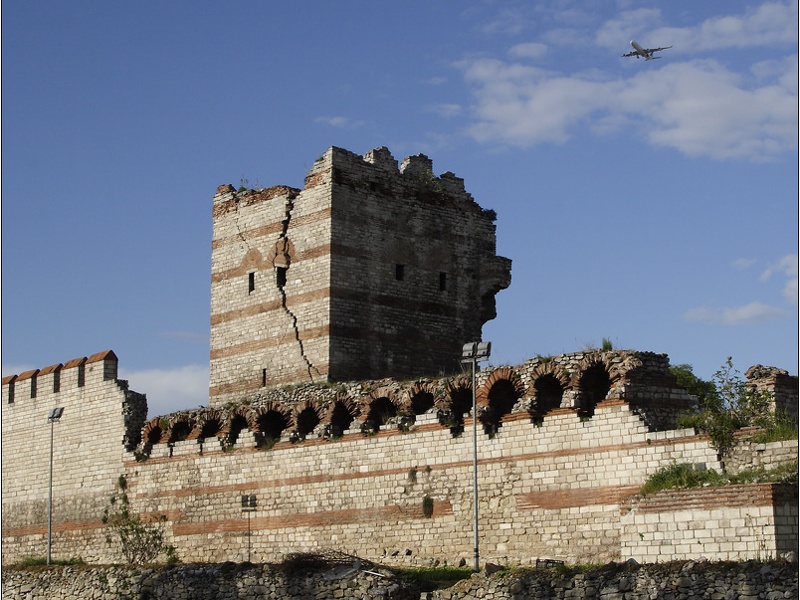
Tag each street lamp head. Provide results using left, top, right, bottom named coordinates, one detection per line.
left=461, top=341, right=491, bottom=362
left=48, top=407, right=64, bottom=422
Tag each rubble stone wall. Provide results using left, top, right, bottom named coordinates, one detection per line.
left=2, top=560, right=797, bottom=600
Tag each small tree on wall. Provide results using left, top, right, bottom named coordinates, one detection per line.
left=675, top=357, right=795, bottom=459
left=102, top=475, right=177, bottom=564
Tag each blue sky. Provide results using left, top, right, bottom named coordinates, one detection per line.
left=3, top=1, right=797, bottom=417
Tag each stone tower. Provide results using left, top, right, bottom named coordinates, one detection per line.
left=209, top=146, right=511, bottom=406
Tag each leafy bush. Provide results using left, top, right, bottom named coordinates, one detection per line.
left=673, top=358, right=797, bottom=457
left=102, top=475, right=177, bottom=565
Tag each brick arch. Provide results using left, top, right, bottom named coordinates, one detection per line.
left=322, top=393, right=360, bottom=438
left=570, top=351, right=640, bottom=389
left=435, top=375, right=472, bottom=434
left=227, top=406, right=252, bottom=447
left=142, top=418, right=168, bottom=447
left=571, top=353, right=618, bottom=418
left=528, top=361, right=571, bottom=394
left=292, top=400, right=322, bottom=439
left=360, top=386, right=401, bottom=433
left=167, top=414, right=196, bottom=443
left=475, top=368, right=522, bottom=408
left=405, top=382, right=436, bottom=416
left=475, top=368, right=524, bottom=436
left=195, top=409, right=229, bottom=441
left=252, top=402, right=293, bottom=439
left=529, top=361, right=571, bottom=416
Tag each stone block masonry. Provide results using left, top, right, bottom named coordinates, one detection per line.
left=2, top=145, right=797, bottom=570
left=3, top=346, right=796, bottom=567
left=1, top=351, right=147, bottom=563
left=210, top=146, right=511, bottom=405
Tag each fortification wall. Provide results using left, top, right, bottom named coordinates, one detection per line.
left=621, top=483, right=798, bottom=562
left=1, top=351, right=147, bottom=563
left=2, top=349, right=795, bottom=567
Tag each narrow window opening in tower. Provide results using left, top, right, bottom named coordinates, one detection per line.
left=276, top=266, right=287, bottom=288
left=395, top=264, right=405, bottom=281
left=439, top=272, right=447, bottom=291
left=7, top=382, right=14, bottom=404
left=248, top=272, right=255, bottom=294
left=261, top=369, right=267, bottom=387
left=30, top=376, right=37, bottom=399
left=77, top=363, right=85, bottom=387
left=53, top=371, right=60, bottom=393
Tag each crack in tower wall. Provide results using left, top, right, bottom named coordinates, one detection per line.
left=275, top=196, right=318, bottom=381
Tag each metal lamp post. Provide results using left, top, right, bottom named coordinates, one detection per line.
left=461, top=341, right=491, bottom=572
left=241, top=494, right=257, bottom=562
left=47, top=407, right=64, bottom=565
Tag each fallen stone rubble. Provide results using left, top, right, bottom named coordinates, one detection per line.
left=2, top=558, right=797, bottom=600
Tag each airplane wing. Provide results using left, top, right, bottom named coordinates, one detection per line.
left=621, top=51, right=639, bottom=58
left=647, top=46, right=672, bottom=53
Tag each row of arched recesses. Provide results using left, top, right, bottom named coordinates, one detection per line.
left=137, top=358, right=621, bottom=456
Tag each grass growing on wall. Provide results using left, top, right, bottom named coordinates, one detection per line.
left=639, top=461, right=798, bottom=495
left=393, top=566, right=473, bottom=590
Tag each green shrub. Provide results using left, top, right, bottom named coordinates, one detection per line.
left=639, top=463, right=727, bottom=495
left=673, top=358, right=797, bottom=458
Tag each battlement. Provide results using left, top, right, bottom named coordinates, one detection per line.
left=2, top=350, right=120, bottom=405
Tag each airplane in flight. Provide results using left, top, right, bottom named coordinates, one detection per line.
left=622, top=40, right=672, bottom=60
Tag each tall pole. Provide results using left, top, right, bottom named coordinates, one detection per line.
left=471, top=355, right=479, bottom=572
left=47, top=417, right=55, bottom=565
left=46, top=407, right=64, bottom=565
left=247, top=510, right=252, bottom=562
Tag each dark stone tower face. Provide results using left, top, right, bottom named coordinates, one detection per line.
left=209, top=146, right=511, bottom=406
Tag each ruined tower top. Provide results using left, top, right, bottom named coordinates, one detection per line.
left=209, top=146, right=511, bottom=406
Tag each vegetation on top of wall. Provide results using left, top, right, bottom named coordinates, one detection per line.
left=673, top=358, right=797, bottom=458
left=639, top=461, right=798, bottom=495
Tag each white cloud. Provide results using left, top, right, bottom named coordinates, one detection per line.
left=625, top=58, right=798, bottom=160
left=684, top=301, right=787, bottom=324
left=509, top=42, right=548, bottom=60
left=761, top=253, right=799, bottom=304
left=314, top=116, right=359, bottom=128
left=120, top=364, right=209, bottom=418
left=733, top=258, right=756, bottom=269
left=460, top=58, right=614, bottom=145
left=597, top=1, right=798, bottom=52
left=596, top=8, right=663, bottom=49
left=429, top=103, right=463, bottom=118
left=684, top=253, right=798, bottom=325
left=457, top=51, right=797, bottom=160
